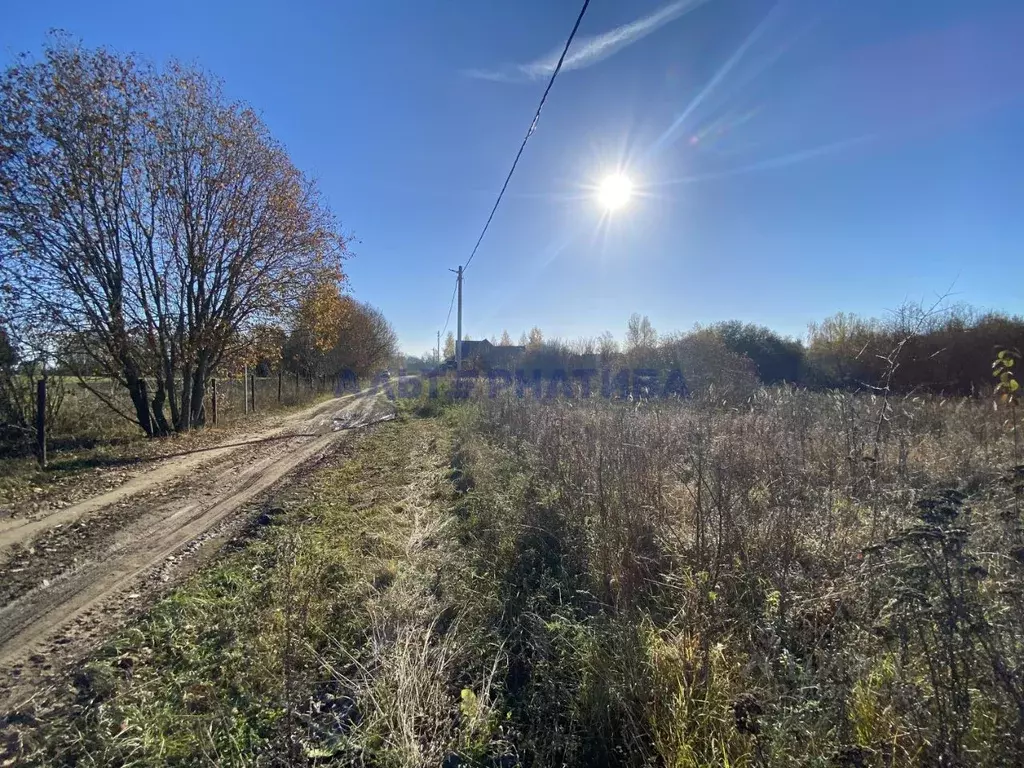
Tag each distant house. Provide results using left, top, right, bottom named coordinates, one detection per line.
left=452, top=339, right=526, bottom=371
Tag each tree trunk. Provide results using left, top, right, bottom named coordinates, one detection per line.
left=163, top=358, right=180, bottom=430
left=176, top=363, right=193, bottom=433
left=119, top=339, right=160, bottom=437
left=151, top=378, right=171, bottom=436
left=188, top=357, right=208, bottom=428
left=124, top=372, right=155, bottom=437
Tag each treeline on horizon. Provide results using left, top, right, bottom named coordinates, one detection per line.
left=407, top=303, right=1024, bottom=398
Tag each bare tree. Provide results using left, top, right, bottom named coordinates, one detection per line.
left=597, top=331, right=619, bottom=365
left=0, top=39, right=345, bottom=435
left=626, top=313, right=657, bottom=350
left=0, top=43, right=157, bottom=430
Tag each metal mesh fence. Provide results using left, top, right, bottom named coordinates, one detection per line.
left=49, top=372, right=336, bottom=436
left=210, top=373, right=332, bottom=426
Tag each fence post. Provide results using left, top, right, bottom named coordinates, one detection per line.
left=36, top=378, right=46, bottom=468
left=211, top=378, right=218, bottom=425
left=243, top=365, right=249, bottom=415
left=250, top=374, right=256, bottom=413
left=278, top=370, right=282, bottom=404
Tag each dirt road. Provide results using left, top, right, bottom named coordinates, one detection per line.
left=0, top=386, right=397, bottom=694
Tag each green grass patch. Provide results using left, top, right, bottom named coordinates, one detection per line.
left=15, top=417, right=450, bottom=766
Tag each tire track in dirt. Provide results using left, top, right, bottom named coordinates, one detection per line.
left=0, top=386, right=399, bottom=678
left=0, top=393, right=361, bottom=551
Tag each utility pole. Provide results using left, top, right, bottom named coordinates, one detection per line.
left=449, top=266, right=463, bottom=369
left=436, top=330, right=440, bottom=365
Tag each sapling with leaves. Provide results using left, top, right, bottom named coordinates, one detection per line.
left=993, top=348, right=1023, bottom=517
left=993, top=349, right=1020, bottom=458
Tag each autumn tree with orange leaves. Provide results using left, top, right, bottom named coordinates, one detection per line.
left=282, top=284, right=396, bottom=381
left=296, top=283, right=350, bottom=354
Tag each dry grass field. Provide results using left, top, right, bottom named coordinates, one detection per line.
left=6, top=383, right=1023, bottom=766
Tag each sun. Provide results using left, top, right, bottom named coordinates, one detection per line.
left=597, top=173, right=633, bottom=211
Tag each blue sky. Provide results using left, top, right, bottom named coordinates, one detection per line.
left=3, top=0, right=1023, bottom=356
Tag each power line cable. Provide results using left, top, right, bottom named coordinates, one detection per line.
left=462, top=0, right=591, bottom=273
left=440, top=280, right=458, bottom=337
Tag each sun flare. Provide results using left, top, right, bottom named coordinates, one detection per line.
left=597, top=173, right=633, bottom=211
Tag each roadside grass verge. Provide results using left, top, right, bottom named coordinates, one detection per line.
left=11, top=415, right=455, bottom=766
left=393, top=373, right=460, bottom=420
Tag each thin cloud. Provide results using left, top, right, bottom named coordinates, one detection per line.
left=467, top=0, right=712, bottom=82
left=653, top=135, right=875, bottom=186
